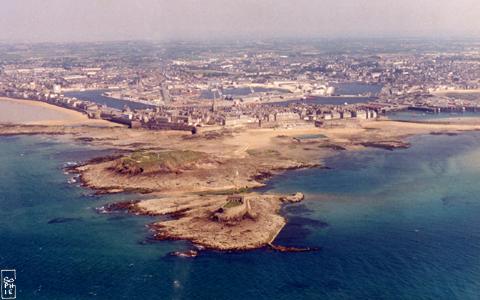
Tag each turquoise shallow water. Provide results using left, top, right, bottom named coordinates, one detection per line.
left=1, top=133, right=480, bottom=299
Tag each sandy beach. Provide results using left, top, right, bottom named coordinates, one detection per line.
left=431, top=89, right=480, bottom=95
left=0, top=97, right=119, bottom=126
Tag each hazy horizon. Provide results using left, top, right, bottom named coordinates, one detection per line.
left=0, top=0, right=479, bottom=43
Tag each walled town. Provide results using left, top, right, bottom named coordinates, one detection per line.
left=1, top=40, right=480, bottom=132
left=2, top=39, right=480, bottom=251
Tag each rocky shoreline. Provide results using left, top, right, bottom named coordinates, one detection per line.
left=97, top=192, right=310, bottom=252
left=64, top=147, right=323, bottom=251
left=66, top=134, right=409, bottom=251
left=5, top=117, right=480, bottom=252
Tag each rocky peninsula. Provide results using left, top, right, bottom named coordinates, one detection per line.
left=3, top=98, right=480, bottom=251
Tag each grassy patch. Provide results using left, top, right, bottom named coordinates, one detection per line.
left=114, top=150, right=206, bottom=175
left=246, top=149, right=281, bottom=157
left=223, top=201, right=243, bottom=208
left=196, top=187, right=251, bottom=196
left=295, top=134, right=327, bottom=140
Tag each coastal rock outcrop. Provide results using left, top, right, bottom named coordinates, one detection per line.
left=101, top=192, right=304, bottom=251
left=280, top=192, right=305, bottom=203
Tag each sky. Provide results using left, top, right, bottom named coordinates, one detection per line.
left=0, top=0, right=479, bottom=42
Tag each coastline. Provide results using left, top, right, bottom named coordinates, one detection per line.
left=432, top=89, right=480, bottom=95
left=3, top=115, right=480, bottom=251
left=67, top=118, right=480, bottom=251
left=0, top=97, right=119, bottom=127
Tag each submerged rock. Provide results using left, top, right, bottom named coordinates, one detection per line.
left=268, top=243, right=319, bottom=252
left=47, top=217, right=81, bottom=224
left=359, top=141, right=410, bottom=151
left=170, top=250, right=198, bottom=258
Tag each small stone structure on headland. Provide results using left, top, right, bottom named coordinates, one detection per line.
left=212, top=195, right=257, bottom=223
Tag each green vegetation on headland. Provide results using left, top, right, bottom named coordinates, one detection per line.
left=196, top=187, right=252, bottom=196
left=113, top=150, right=206, bottom=175
left=223, top=200, right=243, bottom=208
left=247, top=149, right=281, bottom=156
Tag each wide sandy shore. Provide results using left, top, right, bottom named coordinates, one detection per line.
left=431, top=89, right=480, bottom=95
left=0, top=97, right=118, bottom=127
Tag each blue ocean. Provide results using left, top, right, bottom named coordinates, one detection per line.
left=1, top=132, right=479, bottom=299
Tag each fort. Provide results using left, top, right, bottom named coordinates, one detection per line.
left=213, top=195, right=257, bottom=223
